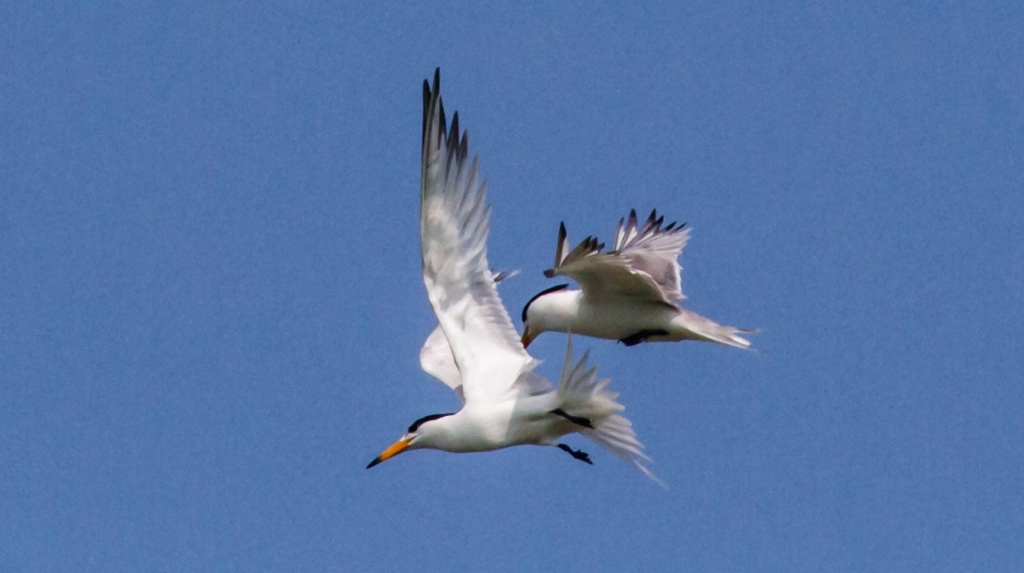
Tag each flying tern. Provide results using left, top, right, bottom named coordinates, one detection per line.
left=520, top=209, right=754, bottom=349
left=367, top=69, right=654, bottom=480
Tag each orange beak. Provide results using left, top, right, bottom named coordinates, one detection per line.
left=521, top=325, right=537, bottom=349
left=366, top=437, right=412, bottom=469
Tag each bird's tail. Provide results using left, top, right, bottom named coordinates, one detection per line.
left=672, top=308, right=755, bottom=350
left=556, top=336, right=659, bottom=483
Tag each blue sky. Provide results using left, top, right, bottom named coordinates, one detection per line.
left=2, top=2, right=1022, bottom=571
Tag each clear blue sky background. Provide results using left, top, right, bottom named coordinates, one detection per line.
left=2, top=2, right=1022, bottom=571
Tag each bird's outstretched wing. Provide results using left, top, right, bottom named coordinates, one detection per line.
left=420, top=69, right=536, bottom=406
left=611, top=209, right=690, bottom=300
left=544, top=209, right=689, bottom=306
left=419, top=270, right=520, bottom=403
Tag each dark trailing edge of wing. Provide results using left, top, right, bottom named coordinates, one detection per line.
left=408, top=412, right=455, bottom=433
left=521, top=283, right=569, bottom=323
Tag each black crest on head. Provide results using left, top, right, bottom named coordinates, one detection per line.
left=521, top=284, right=570, bottom=323
left=408, top=412, right=455, bottom=433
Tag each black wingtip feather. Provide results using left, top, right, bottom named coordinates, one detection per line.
left=422, top=80, right=430, bottom=130
left=438, top=100, right=447, bottom=144
left=555, top=221, right=568, bottom=267
left=459, top=130, right=469, bottom=161
left=422, top=71, right=438, bottom=151
left=447, top=112, right=457, bottom=160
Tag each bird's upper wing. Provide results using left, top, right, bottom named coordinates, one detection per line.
left=419, top=270, right=520, bottom=404
left=611, top=209, right=690, bottom=300
left=545, top=209, right=689, bottom=305
left=419, top=69, right=536, bottom=406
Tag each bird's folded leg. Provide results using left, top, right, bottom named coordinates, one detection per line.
left=618, top=329, right=669, bottom=347
left=557, top=443, right=593, bottom=465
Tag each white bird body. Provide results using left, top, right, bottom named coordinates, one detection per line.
left=409, top=405, right=519, bottom=453
left=369, top=69, right=654, bottom=480
left=526, top=287, right=745, bottom=345
left=416, top=394, right=578, bottom=453
left=521, top=210, right=754, bottom=350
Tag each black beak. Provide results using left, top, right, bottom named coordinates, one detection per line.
left=365, top=437, right=411, bottom=469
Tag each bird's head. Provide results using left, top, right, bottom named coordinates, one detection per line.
left=366, top=412, right=455, bottom=469
left=520, top=283, right=570, bottom=348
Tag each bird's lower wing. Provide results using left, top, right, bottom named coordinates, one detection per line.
left=419, top=325, right=464, bottom=401
left=419, top=270, right=522, bottom=402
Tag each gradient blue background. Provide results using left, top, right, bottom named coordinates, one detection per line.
left=3, top=2, right=1022, bottom=571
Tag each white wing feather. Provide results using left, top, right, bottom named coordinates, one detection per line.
left=547, top=209, right=689, bottom=305
left=419, top=325, right=464, bottom=400
left=612, top=209, right=690, bottom=300
left=419, top=270, right=521, bottom=403
left=419, top=70, right=535, bottom=406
